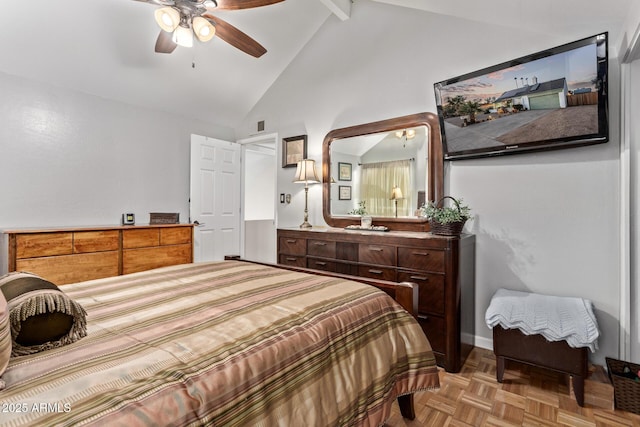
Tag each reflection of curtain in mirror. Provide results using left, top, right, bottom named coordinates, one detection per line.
left=360, top=160, right=413, bottom=217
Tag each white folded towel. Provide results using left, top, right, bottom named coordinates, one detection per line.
left=485, top=288, right=599, bottom=352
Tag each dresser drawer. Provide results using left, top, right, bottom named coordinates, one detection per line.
left=279, top=254, right=306, bottom=267
left=398, top=271, right=445, bottom=315
left=398, top=247, right=445, bottom=273
left=335, top=262, right=359, bottom=276
left=73, top=231, right=119, bottom=253
left=16, top=233, right=73, bottom=259
left=307, top=258, right=336, bottom=272
left=123, top=229, right=160, bottom=249
left=279, top=237, right=306, bottom=256
left=308, top=239, right=336, bottom=258
left=336, top=242, right=358, bottom=262
left=358, top=244, right=396, bottom=266
left=418, top=314, right=445, bottom=354
left=17, top=251, right=119, bottom=285
left=160, top=227, right=192, bottom=245
left=358, top=265, right=396, bottom=282
left=123, top=244, right=191, bottom=274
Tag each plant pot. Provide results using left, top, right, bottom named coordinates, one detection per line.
left=360, top=215, right=372, bottom=229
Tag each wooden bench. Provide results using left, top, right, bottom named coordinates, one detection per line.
left=493, top=324, right=588, bottom=406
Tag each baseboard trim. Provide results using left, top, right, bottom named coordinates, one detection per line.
left=475, top=335, right=493, bottom=351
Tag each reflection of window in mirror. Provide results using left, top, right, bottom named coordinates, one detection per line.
left=329, top=126, right=428, bottom=218
left=361, top=160, right=411, bottom=217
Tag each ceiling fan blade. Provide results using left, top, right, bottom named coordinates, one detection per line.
left=155, top=30, right=177, bottom=54
left=212, top=0, right=284, bottom=11
left=203, top=14, right=266, bottom=58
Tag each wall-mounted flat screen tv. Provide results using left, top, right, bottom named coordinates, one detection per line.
left=434, top=33, right=608, bottom=160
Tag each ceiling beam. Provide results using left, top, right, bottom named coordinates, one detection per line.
left=318, top=0, right=351, bottom=21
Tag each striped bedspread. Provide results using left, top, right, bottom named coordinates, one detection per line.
left=1, top=261, right=439, bottom=426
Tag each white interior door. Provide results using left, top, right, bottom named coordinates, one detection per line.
left=190, top=135, right=241, bottom=262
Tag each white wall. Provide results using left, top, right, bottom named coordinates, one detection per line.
left=238, top=0, right=624, bottom=365
left=0, top=71, right=234, bottom=271
left=618, top=1, right=640, bottom=363
left=331, top=152, right=361, bottom=215
left=242, top=146, right=277, bottom=264
left=244, top=147, right=276, bottom=221
left=630, top=60, right=640, bottom=363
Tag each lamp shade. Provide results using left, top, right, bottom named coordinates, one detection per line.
left=293, top=159, right=320, bottom=184
left=154, top=7, right=180, bottom=32
left=193, top=16, right=216, bottom=42
left=172, top=24, right=194, bottom=48
left=390, top=186, right=404, bottom=200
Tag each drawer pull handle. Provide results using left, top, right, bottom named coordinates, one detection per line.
left=286, top=257, right=297, bottom=262
left=369, top=247, right=384, bottom=252
left=315, top=261, right=327, bottom=266
left=313, top=242, right=327, bottom=246
left=413, top=252, right=429, bottom=256
left=286, top=239, right=297, bottom=243
left=410, top=275, right=428, bottom=281
left=368, top=269, right=383, bottom=275
left=417, top=314, right=429, bottom=321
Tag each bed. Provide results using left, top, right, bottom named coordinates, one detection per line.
left=0, top=260, right=439, bottom=426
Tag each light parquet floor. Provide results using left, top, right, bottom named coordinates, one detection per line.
left=386, top=347, right=640, bottom=426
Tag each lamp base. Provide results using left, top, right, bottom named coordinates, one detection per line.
left=299, top=221, right=312, bottom=229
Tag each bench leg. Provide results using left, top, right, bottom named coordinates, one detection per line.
left=572, top=375, right=585, bottom=407
left=496, top=356, right=505, bottom=383
left=397, top=394, right=415, bottom=420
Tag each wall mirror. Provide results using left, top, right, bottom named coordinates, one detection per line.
left=322, top=112, right=444, bottom=231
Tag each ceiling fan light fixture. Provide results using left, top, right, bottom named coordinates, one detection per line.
left=395, top=129, right=416, bottom=140
left=154, top=7, right=180, bottom=32
left=193, top=16, right=216, bottom=42
left=173, top=24, right=194, bottom=48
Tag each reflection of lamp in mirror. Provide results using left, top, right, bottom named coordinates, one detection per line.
left=390, top=186, right=404, bottom=218
left=294, top=159, right=320, bottom=228
left=395, top=129, right=416, bottom=148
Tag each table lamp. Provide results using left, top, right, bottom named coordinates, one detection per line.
left=293, top=159, right=320, bottom=228
left=390, top=185, right=404, bottom=218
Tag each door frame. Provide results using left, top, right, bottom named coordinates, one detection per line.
left=237, top=133, right=278, bottom=260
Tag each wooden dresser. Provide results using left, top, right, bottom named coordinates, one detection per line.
left=4, top=224, right=194, bottom=285
left=277, top=227, right=475, bottom=373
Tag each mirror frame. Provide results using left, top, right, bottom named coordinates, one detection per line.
left=322, top=112, right=444, bottom=232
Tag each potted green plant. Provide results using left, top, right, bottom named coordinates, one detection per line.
left=420, top=196, right=472, bottom=236
left=349, top=201, right=372, bottom=228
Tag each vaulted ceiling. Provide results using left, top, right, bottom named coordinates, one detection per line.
left=0, top=0, right=632, bottom=128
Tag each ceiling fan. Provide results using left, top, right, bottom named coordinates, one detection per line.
left=135, top=0, right=284, bottom=58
